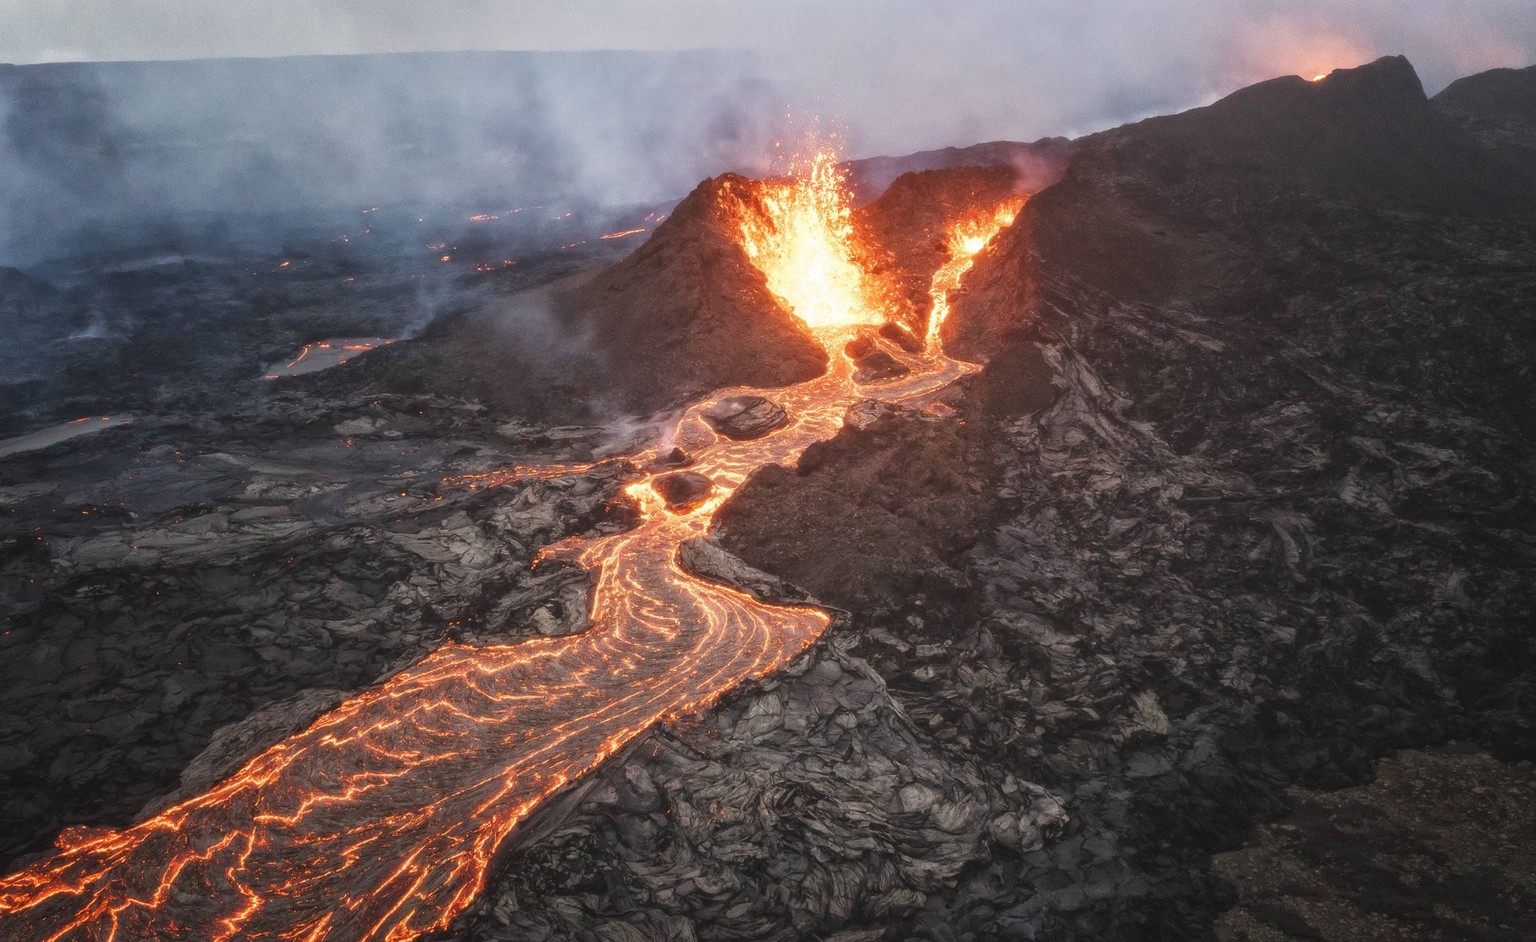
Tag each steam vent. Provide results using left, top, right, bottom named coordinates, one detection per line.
left=2, top=34, right=1536, bottom=942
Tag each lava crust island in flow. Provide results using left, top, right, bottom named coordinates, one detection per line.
left=0, top=147, right=1024, bottom=942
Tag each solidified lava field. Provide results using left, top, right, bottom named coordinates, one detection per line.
left=2, top=52, right=1535, bottom=942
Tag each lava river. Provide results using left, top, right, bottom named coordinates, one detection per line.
left=0, top=151, right=1022, bottom=941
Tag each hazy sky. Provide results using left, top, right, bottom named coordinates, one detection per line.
left=3, top=1, right=1534, bottom=151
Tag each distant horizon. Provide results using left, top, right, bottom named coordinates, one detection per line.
left=3, top=46, right=1528, bottom=165
left=0, top=46, right=741, bottom=69
left=4, top=2, right=1534, bottom=155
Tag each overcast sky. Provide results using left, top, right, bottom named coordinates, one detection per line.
left=3, top=1, right=1533, bottom=152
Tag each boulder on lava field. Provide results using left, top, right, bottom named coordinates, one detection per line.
left=715, top=400, right=995, bottom=615
left=701, top=395, right=789, bottom=440
left=854, top=350, right=909, bottom=384
left=878, top=321, right=925, bottom=353
left=551, top=174, right=829, bottom=411
left=645, top=446, right=692, bottom=472
left=846, top=335, right=911, bottom=383
left=973, top=341, right=1059, bottom=419
left=676, top=537, right=817, bottom=606
left=651, top=471, right=713, bottom=511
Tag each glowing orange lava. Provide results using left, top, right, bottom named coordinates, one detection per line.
left=0, top=149, right=1022, bottom=942
left=738, top=150, right=882, bottom=331
left=926, top=201, right=1023, bottom=350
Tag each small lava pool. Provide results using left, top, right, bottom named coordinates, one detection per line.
left=0, top=415, right=134, bottom=460
left=263, top=337, right=394, bottom=379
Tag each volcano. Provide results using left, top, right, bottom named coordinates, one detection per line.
left=2, top=52, right=1535, bottom=942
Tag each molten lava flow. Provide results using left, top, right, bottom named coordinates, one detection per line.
left=925, top=201, right=1023, bottom=351
left=0, top=151, right=1021, bottom=942
left=598, top=228, right=649, bottom=240
left=738, top=150, right=882, bottom=331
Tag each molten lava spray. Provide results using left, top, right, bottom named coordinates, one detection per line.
left=738, top=150, right=882, bottom=330
left=0, top=148, right=1022, bottom=942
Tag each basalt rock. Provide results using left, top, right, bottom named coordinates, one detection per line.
left=701, top=395, right=789, bottom=441
left=715, top=399, right=995, bottom=618
left=844, top=137, right=1073, bottom=206
left=844, top=336, right=910, bottom=384
left=652, top=471, right=713, bottom=512
left=676, top=537, right=819, bottom=608
left=877, top=320, right=925, bottom=354
left=1214, top=747, right=1536, bottom=941
left=458, top=636, right=1068, bottom=942
left=1432, top=63, right=1536, bottom=171
left=645, top=446, right=693, bottom=472
left=972, top=340, right=1059, bottom=419
left=852, top=349, right=909, bottom=384
left=945, top=57, right=1536, bottom=433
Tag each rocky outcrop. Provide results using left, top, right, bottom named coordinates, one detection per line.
left=1433, top=64, right=1536, bottom=169
left=652, top=471, right=713, bottom=511
left=715, top=395, right=995, bottom=617
left=850, top=348, right=909, bottom=385
left=701, top=395, right=790, bottom=440
left=844, top=137, right=1073, bottom=205
left=676, top=537, right=820, bottom=608
left=1215, top=747, right=1536, bottom=941
left=948, top=56, right=1536, bottom=441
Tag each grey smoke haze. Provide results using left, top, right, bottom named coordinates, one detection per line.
left=4, top=1, right=1533, bottom=150
left=0, top=52, right=789, bottom=264
left=1, top=1, right=1532, bottom=265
